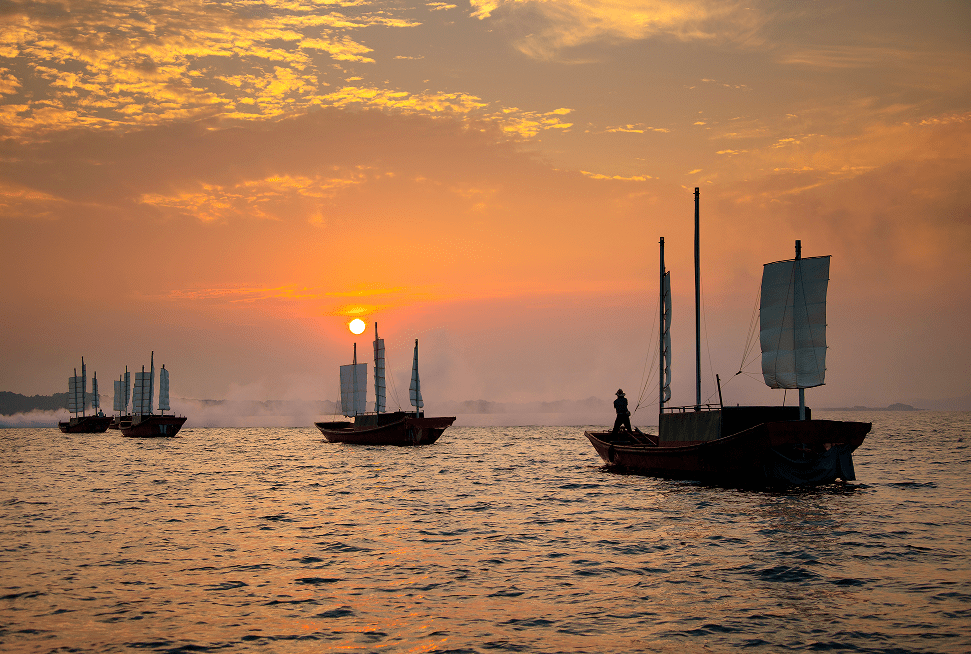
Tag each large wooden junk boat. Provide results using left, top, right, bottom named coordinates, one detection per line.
left=585, top=189, right=870, bottom=486
left=315, top=324, right=455, bottom=445
left=58, top=357, right=112, bottom=433
left=121, top=352, right=187, bottom=438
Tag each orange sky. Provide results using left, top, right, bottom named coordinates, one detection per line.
left=2, top=0, right=970, bottom=410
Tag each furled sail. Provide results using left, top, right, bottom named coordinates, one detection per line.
left=158, top=365, right=170, bottom=412
left=661, top=271, right=672, bottom=403
left=373, top=328, right=386, bottom=413
left=340, top=363, right=367, bottom=417
left=760, top=255, right=831, bottom=389
left=91, top=373, right=100, bottom=409
left=409, top=339, right=423, bottom=409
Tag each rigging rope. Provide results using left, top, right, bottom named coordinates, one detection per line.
left=632, top=290, right=661, bottom=415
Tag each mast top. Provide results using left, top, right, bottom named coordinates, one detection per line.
left=795, top=239, right=802, bottom=260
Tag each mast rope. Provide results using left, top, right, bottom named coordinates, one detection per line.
left=738, top=285, right=762, bottom=375
left=632, top=289, right=661, bottom=415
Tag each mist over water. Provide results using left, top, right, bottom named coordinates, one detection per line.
left=1, top=412, right=969, bottom=653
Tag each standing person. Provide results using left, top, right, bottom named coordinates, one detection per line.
left=612, top=389, right=631, bottom=434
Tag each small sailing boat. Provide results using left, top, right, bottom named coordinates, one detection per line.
left=585, top=189, right=870, bottom=486
left=120, top=351, right=188, bottom=438
left=315, top=323, right=456, bottom=445
left=109, top=367, right=132, bottom=430
left=58, top=357, right=112, bottom=433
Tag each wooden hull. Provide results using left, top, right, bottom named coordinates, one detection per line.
left=316, top=414, right=456, bottom=446
left=58, top=415, right=113, bottom=434
left=108, top=415, right=132, bottom=430
left=121, top=415, right=187, bottom=438
left=586, top=419, right=870, bottom=486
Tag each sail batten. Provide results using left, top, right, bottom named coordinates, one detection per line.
left=661, top=270, right=672, bottom=403
left=340, top=363, right=367, bottom=417
left=158, top=366, right=170, bottom=412
left=373, top=326, right=386, bottom=413
left=760, top=255, right=830, bottom=389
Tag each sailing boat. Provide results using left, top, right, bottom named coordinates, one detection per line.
left=585, top=189, right=870, bottom=486
left=58, top=357, right=112, bottom=433
left=109, top=367, right=132, bottom=430
left=315, top=323, right=456, bottom=445
left=120, top=351, right=188, bottom=437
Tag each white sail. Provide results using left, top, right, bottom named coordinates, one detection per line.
left=113, top=378, right=125, bottom=412
left=158, top=365, right=170, bottom=412
left=661, top=271, right=672, bottom=403
left=132, top=370, right=153, bottom=415
left=124, top=370, right=131, bottom=412
left=340, top=363, right=367, bottom=417
left=760, top=255, right=830, bottom=389
left=409, top=339, right=423, bottom=409
left=373, top=333, right=386, bottom=413
left=91, top=373, right=100, bottom=409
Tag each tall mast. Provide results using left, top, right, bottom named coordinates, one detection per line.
left=694, top=187, right=701, bottom=410
left=659, top=237, right=666, bottom=412
left=414, top=339, right=419, bottom=418
left=81, top=357, right=86, bottom=417
left=149, top=351, right=155, bottom=417
left=796, top=239, right=806, bottom=421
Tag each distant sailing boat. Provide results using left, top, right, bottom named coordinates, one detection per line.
left=315, top=323, right=456, bottom=445
left=109, top=367, right=132, bottom=430
left=585, top=189, right=870, bottom=486
left=120, top=351, right=188, bottom=438
left=58, top=357, right=112, bottom=433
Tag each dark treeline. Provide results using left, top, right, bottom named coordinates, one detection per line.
left=0, top=391, right=82, bottom=415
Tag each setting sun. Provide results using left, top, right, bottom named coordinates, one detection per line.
left=348, top=318, right=366, bottom=335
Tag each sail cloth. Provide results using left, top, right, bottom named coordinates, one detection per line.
left=373, top=337, right=386, bottom=413
left=760, top=255, right=831, bottom=389
left=132, top=371, right=153, bottom=415
left=158, top=366, right=170, bottom=412
left=661, top=271, right=672, bottom=403
left=91, top=373, right=100, bottom=409
left=340, top=363, right=367, bottom=417
left=114, top=379, right=125, bottom=412
left=409, top=340, right=423, bottom=409
left=68, top=373, right=84, bottom=413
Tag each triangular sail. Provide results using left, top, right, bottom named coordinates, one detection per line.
left=661, top=271, right=672, bottom=403
left=373, top=325, right=386, bottom=413
left=158, top=365, right=170, bottom=412
left=760, top=255, right=830, bottom=389
left=340, top=363, right=367, bottom=417
left=409, top=339, right=423, bottom=409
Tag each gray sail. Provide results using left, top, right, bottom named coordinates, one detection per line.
left=661, top=270, right=672, bottom=403
left=91, top=373, right=100, bottom=409
left=113, top=377, right=125, bottom=412
left=760, top=255, right=831, bottom=389
left=409, top=339, right=423, bottom=409
left=373, top=328, right=386, bottom=413
left=132, top=370, right=153, bottom=415
left=158, top=365, right=170, bottom=412
left=340, top=363, right=367, bottom=417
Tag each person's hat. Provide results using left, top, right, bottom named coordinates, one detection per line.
left=616, top=389, right=625, bottom=396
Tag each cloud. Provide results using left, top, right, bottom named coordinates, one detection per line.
left=470, top=0, right=765, bottom=60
